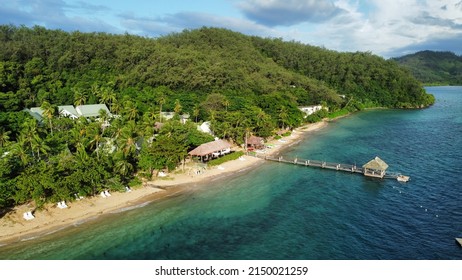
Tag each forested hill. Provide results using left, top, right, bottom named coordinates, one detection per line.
left=393, top=51, right=462, bottom=85
left=251, top=37, right=434, bottom=108
left=1, top=25, right=433, bottom=113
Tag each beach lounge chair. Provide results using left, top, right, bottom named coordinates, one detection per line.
left=58, top=201, right=68, bottom=209
left=23, top=211, right=35, bottom=220
left=104, top=190, right=111, bottom=197
left=101, top=191, right=107, bottom=198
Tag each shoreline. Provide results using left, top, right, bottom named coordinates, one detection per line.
left=0, top=121, right=328, bottom=246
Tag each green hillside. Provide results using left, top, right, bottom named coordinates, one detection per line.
left=1, top=26, right=433, bottom=112
left=393, top=50, right=462, bottom=85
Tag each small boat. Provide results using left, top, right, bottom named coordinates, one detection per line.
left=397, top=175, right=410, bottom=182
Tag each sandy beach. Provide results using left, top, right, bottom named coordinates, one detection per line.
left=0, top=121, right=327, bottom=245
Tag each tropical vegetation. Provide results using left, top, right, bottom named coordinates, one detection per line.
left=0, top=25, right=434, bottom=209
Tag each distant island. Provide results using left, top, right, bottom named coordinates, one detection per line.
left=393, top=50, right=462, bottom=85
left=0, top=25, right=435, bottom=211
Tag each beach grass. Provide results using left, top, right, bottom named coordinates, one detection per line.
left=208, top=151, right=245, bottom=167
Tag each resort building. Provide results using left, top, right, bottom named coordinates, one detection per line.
left=362, top=156, right=389, bottom=178
left=26, top=104, right=112, bottom=121
left=26, top=107, right=45, bottom=122
left=298, top=105, right=323, bottom=117
left=75, top=104, right=112, bottom=118
left=160, top=112, right=190, bottom=124
left=188, top=139, right=232, bottom=162
left=57, top=105, right=79, bottom=119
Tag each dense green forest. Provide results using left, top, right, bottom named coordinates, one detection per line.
left=0, top=25, right=434, bottom=210
left=393, top=50, right=462, bottom=85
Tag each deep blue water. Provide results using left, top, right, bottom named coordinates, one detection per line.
left=1, top=86, right=461, bottom=259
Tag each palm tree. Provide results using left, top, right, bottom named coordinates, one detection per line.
left=192, top=104, right=200, bottom=123
left=117, top=126, right=137, bottom=157
left=244, top=126, right=252, bottom=152
left=123, top=100, right=138, bottom=121
left=99, top=87, right=116, bottom=110
left=31, top=136, right=50, bottom=161
left=98, top=109, right=110, bottom=134
left=113, top=152, right=133, bottom=183
left=40, top=101, right=55, bottom=135
left=111, top=98, right=122, bottom=115
left=73, top=88, right=88, bottom=106
left=157, top=94, right=166, bottom=122
left=20, top=119, right=40, bottom=159
left=75, top=142, right=90, bottom=163
left=254, top=107, right=266, bottom=130
left=87, top=124, right=104, bottom=156
left=11, top=140, right=31, bottom=166
left=146, top=107, right=158, bottom=121
left=90, top=83, right=101, bottom=99
left=278, top=105, right=289, bottom=129
left=140, top=113, right=156, bottom=137
left=174, top=99, right=182, bottom=115
left=221, top=122, right=231, bottom=140
left=0, top=128, right=11, bottom=147
left=222, top=98, right=230, bottom=111
left=110, top=120, right=124, bottom=141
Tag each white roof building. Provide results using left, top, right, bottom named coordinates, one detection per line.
left=75, top=104, right=112, bottom=118
left=58, top=105, right=79, bottom=119
left=27, top=104, right=112, bottom=121
left=298, top=105, right=323, bottom=117
left=160, top=112, right=190, bottom=124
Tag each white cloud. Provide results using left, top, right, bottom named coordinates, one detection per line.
left=118, top=12, right=176, bottom=36
left=291, top=0, right=462, bottom=57
left=118, top=11, right=277, bottom=38
left=238, top=0, right=345, bottom=26
left=0, top=0, right=118, bottom=32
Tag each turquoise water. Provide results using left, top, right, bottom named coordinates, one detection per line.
left=1, top=86, right=461, bottom=259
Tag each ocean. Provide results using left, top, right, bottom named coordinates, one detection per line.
left=0, top=86, right=461, bottom=260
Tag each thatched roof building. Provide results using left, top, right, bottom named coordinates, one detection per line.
left=247, top=136, right=263, bottom=145
left=247, top=135, right=264, bottom=150
left=362, top=156, right=389, bottom=178
left=189, top=139, right=231, bottom=157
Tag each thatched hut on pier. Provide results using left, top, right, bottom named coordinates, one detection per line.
left=362, top=156, right=389, bottom=178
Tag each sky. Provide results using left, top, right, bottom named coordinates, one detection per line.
left=0, top=0, right=461, bottom=58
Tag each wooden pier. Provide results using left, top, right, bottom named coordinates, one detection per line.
left=252, top=154, right=409, bottom=181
